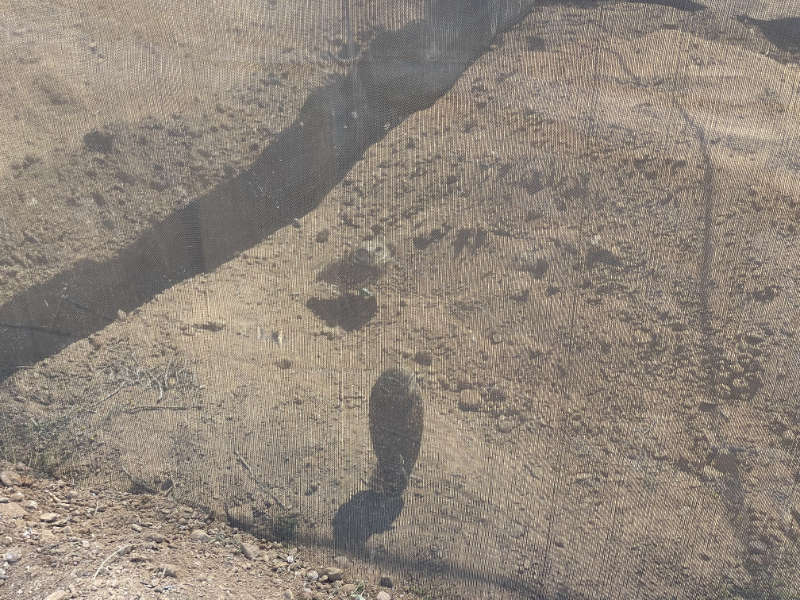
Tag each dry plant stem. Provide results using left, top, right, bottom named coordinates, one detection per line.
left=92, top=544, right=133, bottom=580
left=233, top=450, right=290, bottom=512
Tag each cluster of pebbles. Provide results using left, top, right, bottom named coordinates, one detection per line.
left=1, top=463, right=409, bottom=599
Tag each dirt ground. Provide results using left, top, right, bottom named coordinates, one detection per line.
left=2, top=1, right=800, bottom=599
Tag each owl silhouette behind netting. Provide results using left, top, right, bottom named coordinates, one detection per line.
left=368, top=368, right=425, bottom=496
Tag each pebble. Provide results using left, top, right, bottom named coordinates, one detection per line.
left=458, top=389, right=482, bottom=412
left=322, top=566, right=343, bottom=581
left=240, top=542, right=260, bottom=560
left=131, top=524, right=143, bottom=532
left=0, top=470, right=21, bottom=487
left=379, top=574, right=393, bottom=587
left=145, top=532, right=166, bottom=543
left=0, top=497, right=7, bottom=503
left=283, top=591, right=294, bottom=600
left=159, top=563, right=179, bottom=577
left=190, top=528, right=211, bottom=542
left=376, top=592, right=392, bottom=600
left=9, top=492, right=23, bottom=502
left=22, top=499, right=38, bottom=510
left=44, top=591, right=69, bottom=600
left=341, top=584, right=357, bottom=594
left=39, top=512, right=59, bottom=523
left=414, top=350, right=433, bottom=366
left=4, top=550, right=21, bottom=563
left=497, top=418, right=516, bottom=433
left=315, top=229, right=330, bottom=243
left=305, top=569, right=319, bottom=581
left=0, top=503, right=26, bottom=519
left=0, top=567, right=5, bottom=580
left=1, top=536, right=12, bottom=545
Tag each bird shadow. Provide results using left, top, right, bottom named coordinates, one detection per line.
left=332, top=490, right=405, bottom=553
left=306, top=295, right=377, bottom=331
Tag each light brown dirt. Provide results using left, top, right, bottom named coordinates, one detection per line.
left=2, top=1, right=800, bottom=600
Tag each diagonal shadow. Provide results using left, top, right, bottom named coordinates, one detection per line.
left=0, top=1, right=537, bottom=380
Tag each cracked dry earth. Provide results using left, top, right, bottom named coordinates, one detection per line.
left=0, top=463, right=415, bottom=600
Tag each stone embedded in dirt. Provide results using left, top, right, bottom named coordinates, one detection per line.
left=379, top=574, right=393, bottom=587
left=315, top=229, right=330, bottom=243
left=322, top=566, right=343, bottom=581
left=159, top=563, right=180, bottom=578
left=341, top=584, right=357, bottom=594
left=414, top=350, right=434, bottom=366
left=9, top=492, right=23, bottom=502
left=282, top=591, right=294, bottom=600
left=240, top=542, right=260, bottom=560
left=0, top=470, right=21, bottom=487
left=44, top=591, right=69, bottom=600
left=39, top=512, right=59, bottom=522
left=376, top=591, right=392, bottom=600
left=496, top=418, right=516, bottom=433
left=0, top=497, right=7, bottom=503
left=190, top=528, right=211, bottom=542
left=0, top=568, right=6, bottom=580
left=145, top=532, right=166, bottom=543
left=22, top=499, right=38, bottom=510
left=458, top=389, right=482, bottom=412
left=1, top=536, right=12, bottom=546
left=131, top=524, right=143, bottom=532
left=83, top=129, right=116, bottom=153
left=3, top=550, right=21, bottom=563
left=305, top=569, right=319, bottom=581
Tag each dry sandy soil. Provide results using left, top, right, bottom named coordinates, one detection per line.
left=2, top=1, right=800, bottom=599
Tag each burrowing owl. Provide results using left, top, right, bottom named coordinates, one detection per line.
left=369, top=368, right=424, bottom=496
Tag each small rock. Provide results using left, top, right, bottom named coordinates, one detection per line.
left=305, top=569, right=319, bottom=581
left=131, top=524, right=143, bottom=532
left=0, top=470, right=21, bottom=487
left=458, top=389, right=482, bottom=412
left=490, top=332, right=503, bottom=344
left=240, top=542, right=260, bottom=560
left=300, top=591, right=313, bottom=600
left=376, top=591, right=392, bottom=600
left=159, top=563, right=179, bottom=577
left=379, top=574, right=393, bottom=587
left=0, top=503, right=26, bottom=519
left=276, top=358, right=293, bottom=370
left=0, top=567, right=5, bottom=580
left=322, top=566, right=343, bottom=581
left=22, top=499, right=37, bottom=511
left=0, top=497, right=7, bottom=503
left=282, top=591, right=294, bottom=600
left=1, top=536, right=12, bottom=546
left=414, top=350, right=433, bottom=366
left=145, top=532, right=166, bottom=543
left=292, top=218, right=302, bottom=229
left=190, top=529, right=211, bottom=542
left=341, top=584, right=357, bottom=594
left=496, top=418, right=516, bottom=433
left=315, top=229, right=330, bottom=243
left=44, top=591, right=69, bottom=600
left=9, top=492, right=23, bottom=502
left=4, top=550, right=22, bottom=563
left=39, top=512, right=59, bottom=523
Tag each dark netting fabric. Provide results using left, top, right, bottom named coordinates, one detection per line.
left=1, top=0, right=799, bottom=598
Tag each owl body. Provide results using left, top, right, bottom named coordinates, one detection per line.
left=369, top=368, right=424, bottom=495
